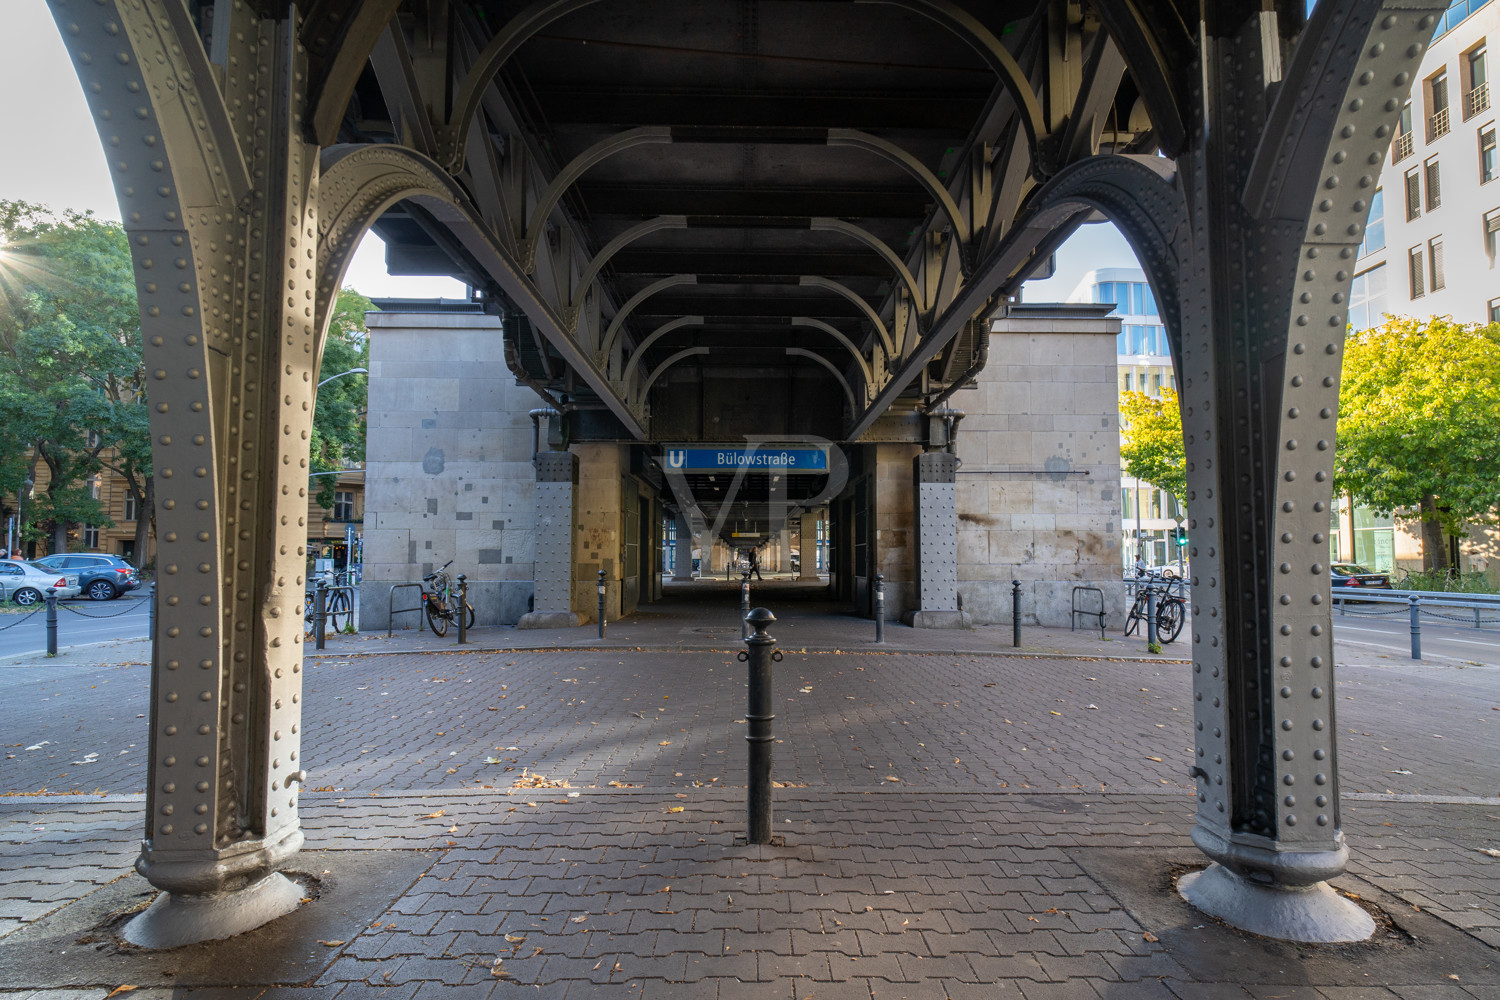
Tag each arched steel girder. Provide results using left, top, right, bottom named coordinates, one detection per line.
left=786, top=348, right=858, bottom=413
left=1090, top=1, right=1195, bottom=158
left=855, top=0, right=1047, bottom=173
left=621, top=316, right=705, bottom=386
left=797, top=276, right=897, bottom=358
left=438, top=0, right=607, bottom=170
left=809, top=218, right=925, bottom=312
left=571, top=216, right=690, bottom=314
left=598, top=274, right=698, bottom=363
left=303, top=0, right=404, bottom=147
left=522, top=127, right=674, bottom=271
left=637, top=347, right=711, bottom=407
left=789, top=317, right=875, bottom=386
left=826, top=129, right=970, bottom=245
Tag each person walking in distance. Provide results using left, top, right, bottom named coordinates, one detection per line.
left=748, top=546, right=764, bottom=581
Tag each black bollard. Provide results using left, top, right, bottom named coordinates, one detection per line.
left=458, top=574, right=468, bottom=645
left=874, top=574, right=885, bottom=643
left=315, top=578, right=327, bottom=650
left=1146, top=585, right=1158, bottom=647
left=743, top=606, right=778, bottom=844
left=1409, top=593, right=1422, bottom=661
left=740, top=572, right=750, bottom=640
left=597, top=569, right=606, bottom=639
left=45, top=587, right=58, bottom=657
left=1011, top=580, right=1022, bottom=648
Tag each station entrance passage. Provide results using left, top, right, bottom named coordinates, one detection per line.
left=47, top=0, right=1454, bottom=949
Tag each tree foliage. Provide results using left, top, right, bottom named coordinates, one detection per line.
left=311, top=288, right=374, bottom=509
left=0, top=201, right=147, bottom=553
left=1335, top=316, right=1500, bottom=567
left=1119, top=386, right=1186, bottom=510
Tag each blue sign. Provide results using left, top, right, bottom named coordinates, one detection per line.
left=662, top=446, right=828, bottom=473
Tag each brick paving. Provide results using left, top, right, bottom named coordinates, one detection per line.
left=1, top=590, right=1497, bottom=998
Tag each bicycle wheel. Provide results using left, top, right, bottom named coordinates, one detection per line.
left=325, top=591, right=351, bottom=633
left=465, top=602, right=476, bottom=630
left=425, top=598, right=449, bottom=636
left=1156, top=597, right=1186, bottom=643
left=301, top=594, right=315, bottom=640
left=1124, top=593, right=1147, bottom=636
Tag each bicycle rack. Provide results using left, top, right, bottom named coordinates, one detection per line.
left=387, top=582, right=427, bottom=638
left=1070, top=586, right=1106, bottom=639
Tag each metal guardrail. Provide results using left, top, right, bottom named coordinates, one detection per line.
left=1465, top=81, right=1490, bottom=120
left=387, top=582, right=427, bottom=638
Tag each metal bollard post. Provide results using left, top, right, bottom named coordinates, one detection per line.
left=457, top=574, right=468, bottom=645
left=315, top=578, right=327, bottom=650
left=743, top=607, right=778, bottom=844
left=1011, top=580, right=1022, bottom=648
left=597, top=569, right=607, bottom=639
left=1409, top=593, right=1422, bottom=661
left=740, top=572, right=751, bottom=640
left=45, top=587, right=58, bottom=657
left=874, top=574, right=885, bottom=643
left=1146, top=585, right=1158, bottom=646
left=147, top=583, right=156, bottom=641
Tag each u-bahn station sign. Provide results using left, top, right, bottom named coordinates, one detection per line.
left=662, top=446, right=830, bottom=474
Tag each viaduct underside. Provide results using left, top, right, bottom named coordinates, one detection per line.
left=45, top=0, right=1447, bottom=947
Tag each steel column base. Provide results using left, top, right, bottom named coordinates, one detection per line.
left=900, top=609, right=972, bottom=629
left=1177, top=864, right=1374, bottom=944
left=516, top=611, right=585, bottom=629
left=121, top=871, right=304, bottom=949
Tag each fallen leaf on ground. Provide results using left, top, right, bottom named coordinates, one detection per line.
left=658, top=741, right=672, bottom=746
left=571, top=914, right=588, bottom=923
left=1145, top=756, right=1163, bottom=762
left=667, top=806, right=685, bottom=813
left=106, top=988, right=139, bottom=999
left=317, top=940, right=345, bottom=947
left=1479, top=849, right=1500, bottom=858
left=505, top=934, right=525, bottom=943
left=1142, top=931, right=1159, bottom=943
left=884, top=776, right=900, bottom=782
left=422, top=810, right=446, bottom=819
left=1049, top=711, right=1061, bottom=716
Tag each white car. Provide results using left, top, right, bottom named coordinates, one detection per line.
left=0, top=560, right=81, bottom=605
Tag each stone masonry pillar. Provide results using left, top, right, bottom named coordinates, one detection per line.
left=518, top=451, right=583, bottom=627
left=798, top=512, right=821, bottom=580
left=903, top=453, right=971, bottom=629
left=673, top=513, right=694, bottom=580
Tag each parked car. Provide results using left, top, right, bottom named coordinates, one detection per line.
left=0, top=560, right=81, bottom=605
left=1330, top=563, right=1393, bottom=591
left=31, top=553, right=141, bottom=601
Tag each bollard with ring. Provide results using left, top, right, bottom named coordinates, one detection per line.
left=738, top=607, right=783, bottom=845
left=315, top=577, right=328, bottom=650
left=457, top=574, right=468, bottom=644
left=1409, top=593, right=1422, bottom=661
left=1146, top=585, right=1158, bottom=647
left=1011, top=579, right=1022, bottom=648
left=874, top=573, right=885, bottom=643
left=597, top=569, right=607, bottom=639
left=45, top=586, right=58, bottom=657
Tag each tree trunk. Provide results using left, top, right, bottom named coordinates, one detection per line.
left=135, top=475, right=154, bottom=570
left=1419, top=494, right=1449, bottom=573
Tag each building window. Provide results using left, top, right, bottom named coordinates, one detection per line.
left=1409, top=245, right=1426, bottom=299
left=1483, top=125, right=1497, bottom=183
left=1486, top=210, right=1500, bottom=267
left=1466, top=45, right=1490, bottom=120
left=83, top=525, right=99, bottom=549
left=89, top=474, right=101, bottom=501
left=1405, top=168, right=1422, bottom=220
left=1490, top=297, right=1500, bottom=323
left=1348, top=264, right=1388, bottom=332
left=123, top=494, right=138, bottom=522
left=1424, top=157, right=1442, bottom=211
left=333, top=491, right=355, bottom=522
left=86, top=429, right=100, bottom=449
left=1358, top=188, right=1385, bottom=257
left=1429, top=70, right=1451, bottom=141
left=1429, top=238, right=1446, bottom=291
left=1393, top=102, right=1414, bottom=161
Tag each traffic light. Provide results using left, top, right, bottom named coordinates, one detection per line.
left=1175, top=526, right=1189, bottom=547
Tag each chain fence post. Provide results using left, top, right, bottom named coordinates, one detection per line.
left=1409, top=593, right=1422, bottom=661
left=315, top=578, right=327, bottom=650
left=457, top=574, right=468, bottom=645
left=45, top=587, right=58, bottom=657
left=743, top=606, right=778, bottom=844
left=597, top=568, right=607, bottom=639
left=874, top=574, right=885, bottom=643
left=1012, top=579, right=1022, bottom=648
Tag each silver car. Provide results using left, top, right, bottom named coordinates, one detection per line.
left=0, top=560, right=81, bottom=605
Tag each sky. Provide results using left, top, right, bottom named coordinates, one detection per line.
left=1, top=3, right=1138, bottom=305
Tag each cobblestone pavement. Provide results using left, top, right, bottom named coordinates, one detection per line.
left=1, top=607, right=1497, bottom=999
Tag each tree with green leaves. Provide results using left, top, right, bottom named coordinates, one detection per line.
left=1119, top=386, right=1187, bottom=511
left=0, top=201, right=146, bottom=556
left=1335, top=315, right=1500, bottom=573
left=311, top=287, right=374, bottom=509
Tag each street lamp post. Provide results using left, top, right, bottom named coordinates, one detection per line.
left=317, top=367, right=367, bottom=390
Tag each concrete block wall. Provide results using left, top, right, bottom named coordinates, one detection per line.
left=572, top=443, right=628, bottom=622
left=358, top=310, right=543, bottom=629
left=951, top=306, right=1127, bottom=626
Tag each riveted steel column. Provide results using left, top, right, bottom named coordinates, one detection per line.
left=908, top=452, right=968, bottom=629
left=1169, top=1, right=1445, bottom=943
left=50, top=0, right=321, bottom=947
left=672, top=513, right=694, bottom=581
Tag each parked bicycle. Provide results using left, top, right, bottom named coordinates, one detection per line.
left=422, top=559, right=474, bottom=637
left=1125, top=573, right=1187, bottom=643
left=300, top=577, right=352, bottom=639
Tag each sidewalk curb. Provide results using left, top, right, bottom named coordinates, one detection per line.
left=307, top=642, right=1195, bottom=664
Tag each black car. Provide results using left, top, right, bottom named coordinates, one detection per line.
left=1330, top=563, right=1393, bottom=591
left=31, top=553, right=142, bottom=600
